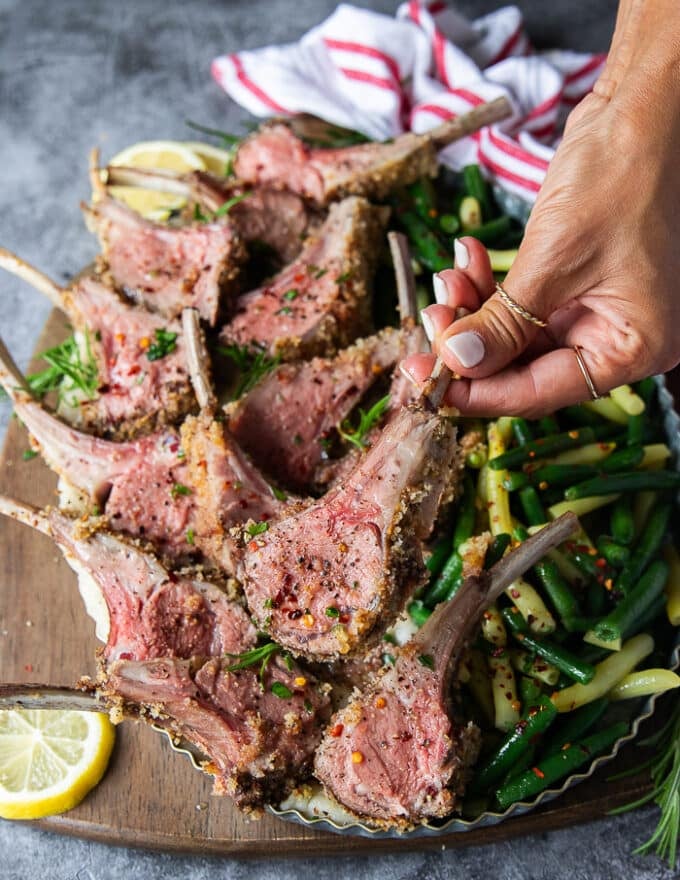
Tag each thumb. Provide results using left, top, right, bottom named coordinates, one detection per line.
left=436, top=276, right=553, bottom=378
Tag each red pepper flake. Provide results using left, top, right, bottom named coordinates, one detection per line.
left=293, top=272, right=306, bottom=283
left=511, top=700, right=521, bottom=712
left=114, top=333, right=126, bottom=345
left=538, top=481, right=549, bottom=491
left=139, top=336, right=151, bottom=350
left=351, top=751, right=364, bottom=764
left=604, top=578, right=614, bottom=591
left=528, top=451, right=536, bottom=458
left=532, top=766, right=545, bottom=779
left=595, top=557, right=607, bottom=568
left=510, top=589, right=520, bottom=599
left=375, top=696, right=386, bottom=709
left=127, top=364, right=141, bottom=376
left=561, top=742, right=571, bottom=751
left=24, top=663, right=33, bottom=673
left=568, top=430, right=579, bottom=439
left=330, top=723, right=344, bottom=737
left=247, top=540, right=259, bottom=552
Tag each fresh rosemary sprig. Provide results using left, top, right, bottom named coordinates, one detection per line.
left=610, top=697, right=680, bottom=869
left=193, top=192, right=251, bottom=223
left=224, top=641, right=281, bottom=685
left=337, top=394, right=390, bottom=450
left=217, top=343, right=280, bottom=399
left=25, top=332, right=99, bottom=405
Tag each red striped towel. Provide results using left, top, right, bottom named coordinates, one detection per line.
left=212, top=2, right=606, bottom=203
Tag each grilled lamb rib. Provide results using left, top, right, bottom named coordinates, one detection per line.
left=233, top=98, right=511, bottom=205
left=219, top=197, right=388, bottom=359
left=0, top=496, right=254, bottom=660
left=85, top=152, right=246, bottom=325
left=314, top=513, right=579, bottom=828
left=0, top=248, right=194, bottom=439
left=105, top=165, right=314, bottom=264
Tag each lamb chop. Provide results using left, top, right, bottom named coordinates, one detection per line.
left=233, top=98, right=511, bottom=206
left=105, top=165, right=315, bottom=263
left=0, top=495, right=330, bottom=811
left=84, top=151, right=246, bottom=325
left=0, top=248, right=195, bottom=439
left=314, top=513, right=579, bottom=828
left=0, top=496, right=255, bottom=661
left=218, top=197, right=388, bottom=359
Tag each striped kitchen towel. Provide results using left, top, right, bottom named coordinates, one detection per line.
left=211, top=2, right=606, bottom=202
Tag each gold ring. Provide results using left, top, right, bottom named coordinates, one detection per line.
left=573, top=345, right=600, bottom=400
left=495, top=282, right=547, bottom=328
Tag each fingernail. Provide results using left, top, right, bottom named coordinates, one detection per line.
left=454, top=238, right=470, bottom=269
left=432, top=273, right=448, bottom=305
left=445, top=331, right=485, bottom=368
left=420, top=309, right=435, bottom=342
left=399, top=363, right=418, bottom=386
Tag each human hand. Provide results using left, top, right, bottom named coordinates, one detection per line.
left=401, top=79, right=680, bottom=417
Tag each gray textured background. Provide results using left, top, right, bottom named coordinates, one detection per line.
left=1, top=1, right=676, bottom=878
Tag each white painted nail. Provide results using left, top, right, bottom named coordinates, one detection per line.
left=454, top=238, right=470, bottom=269
left=432, top=273, right=448, bottom=305
left=420, top=309, right=435, bottom=343
left=445, top=331, right=485, bottom=368
left=399, top=363, right=418, bottom=387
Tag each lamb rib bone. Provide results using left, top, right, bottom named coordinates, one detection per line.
left=85, top=150, right=246, bottom=326
left=313, top=512, right=579, bottom=828
left=234, top=98, right=512, bottom=205
left=0, top=247, right=195, bottom=439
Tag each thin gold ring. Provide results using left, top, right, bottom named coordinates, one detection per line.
left=495, top=282, right=547, bottom=328
left=573, top=345, right=600, bottom=400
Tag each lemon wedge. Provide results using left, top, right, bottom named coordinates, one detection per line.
left=106, top=139, right=206, bottom=222
left=0, top=708, right=115, bottom=819
left=182, top=141, right=235, bottom=177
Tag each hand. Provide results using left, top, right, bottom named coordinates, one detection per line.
left=402, top=75, right=680, bottom=417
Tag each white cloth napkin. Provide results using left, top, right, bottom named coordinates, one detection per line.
left=211, top=2, right=606, bottom=203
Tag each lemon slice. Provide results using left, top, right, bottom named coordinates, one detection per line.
left=106, top=140, right=206, bottom=222
left=0, top=708, right=115, bottom=819
left=182, top=141, right=235, bottom=177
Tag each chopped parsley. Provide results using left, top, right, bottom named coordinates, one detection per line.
left=325, top=607, right=340, bottom=618
left=307, top=264, right=328, bottom=279
left=271, top=485, right=287, bottom=502
left=22, top=449, right=38, bottom=461
left=171, top=483, right=192, bottom=498
left=185, top=528, right=195, bottom=545
left=418, top=654, right=434, bottom=669
left=245, top=521, right=269, bottom=537
left=337, top=394, right=390, bottom=450
left=336, top=271, right=352, bottom=284
left=146, top=328, right=178, bottom=362
left=282, top=289, right=299, bottom=301
left=276, top=306, right=293, bottom=316
left=271, top=681, right=293, bottom=699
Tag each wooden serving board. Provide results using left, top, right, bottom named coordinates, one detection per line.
left=0, top=309, right=675, bottom=856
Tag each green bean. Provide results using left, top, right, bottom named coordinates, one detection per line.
left=511, top=417, right=534, bottom=446
left=599, top=445, right=645, bottom=473
left=503, top=471, right=529, bottom=491
left=519, top=675, right=544, bottom=707
left=503, top=745, right=537, bottom=783
left=439, top=213, right=460, bottom=235
left=464, top=216, right=512, bottom=246
left=595, top=535, right=630, bottom=568
left=614, top=500, right=672, bottom=596
left=561, top=615, right=599, bottom=633
left=610, top=496, right=635, bottom=545
left=627, top=413, right=646, bottom=447
left=559, top=405, right=605, bottom=427
left=459, top=196, right=482, bottom=229
left=407, top=178, right=438, bottom=223
left=471, top=697, right=558, bottom=792
left=494, top=722, right=627, bottom=810
left=530, top=463, right=597, bottom=489
left=408, top=599, right=432, bottom=628
left=453, top=475, right=476, bottom=548
left=518, top=486, right=547, bottom=526
left=397, top=210, right=451, bottom=272
left=533, top=558, right=581, bottom=623
left=622, top=594, right=666, bottom=639
left=594, top=559, right=669, bottom=643
left=463, top=164, right=493, bottom=218
left=542, top=698, right=609, bottom=757
left=503, top=608, right=596, bottom=684
left=586, top=580, right=607, bottom=617
left=564, top=470, right=680, bottom=500
left=424, top=550, right=463, bottom=607
left=484, top=533, right=511, bottom=569
left=466, top=446, right=488, bottom=469
left=425, top=537, right=451, bottom=576
left=488, top=427, right=596, bottom=471
left=566, top=545, right=609, bottom=581
left=539, top=416, right=560, bottom=436
left=635, top=376, right=656, bottom=407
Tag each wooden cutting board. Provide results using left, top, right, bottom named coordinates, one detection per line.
left=0, top=309, right=673, bottom=856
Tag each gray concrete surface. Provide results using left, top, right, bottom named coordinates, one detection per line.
left=0, top=1, right=676, bottom=878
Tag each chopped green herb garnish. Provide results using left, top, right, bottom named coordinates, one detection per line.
left=271, top=682, right=293, bottom=699
left=245, top=521, right=269, bottom=537
left=224, top=641, right=279, bottom=685
left=193, top=203, right=210, bottom=223
left=214, top=192, right=251, bottom=217
left=263, top=597, right=274, bottom=609
left=282, top=652, right=293, bottom=671
left=383, top=653, right=396, bottom=666
left=185, top=119, right=241, bottom=145
left=185, top=528, right=195, bottom=545
left=22, top=449, right=38, bottom=461
left=171, top=483, right=192, bottom=498
left=293, top=434, right=303, bottom=446
left=336, top=271, right=352, bottom=284
left=176, top=448, right=186, bottom=459
left=337, top=394, right=390, bottom=450
left=22, top=332, right=99, bottom=406
left=382, top=632, right=397, bottom=644
left=271, top=486, right=287, bottom=501
left=307, top=264, right=328, bottom=279
left=418, top=654, right=434, bottom=669
left=146, top=328, right=178, bottom=362
left=304, top=699, right=313, bottom=712
left=276, top=306, right=293, bottom=316
left=216, top=343, right=280, bottom=399
left=325, top=606, right=340, bottom=619
left=282, top=289, right=299, bottom=301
